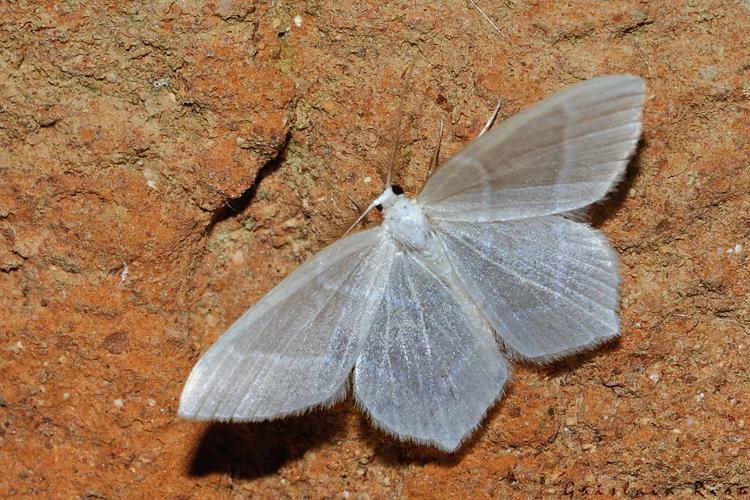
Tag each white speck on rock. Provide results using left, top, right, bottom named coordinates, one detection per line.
left=143, top=168, right=160, bottom=191
left=152, top=78, right=171, bottom=90
left=7, top=341, right=23, bottom=354
left=231, top=250, right=245, bottom=265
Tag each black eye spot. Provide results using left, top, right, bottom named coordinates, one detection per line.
left=391, top=185, right=404, bottom=195
left=375, top=205, right=383, bottom=212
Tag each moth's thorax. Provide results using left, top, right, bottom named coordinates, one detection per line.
left=381, top=193, right=432, bottom=252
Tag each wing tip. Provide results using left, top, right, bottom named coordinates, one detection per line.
left=353, top=371, right=510, bottom=453
left=177, top=407, right=203, bottom=421
left=177, top=393, right=214, bottom=421
left=512, top=330, right=621, bottom=365
left=353, top=401, right=466, bottom=453
left=178, top=377, right=351, bottom=424
left=590, top=74, right=646, bottom=94
left=176, top=404, right=212, bottom=421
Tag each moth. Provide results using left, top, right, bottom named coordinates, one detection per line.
left=179, top=75, right=645, bottom=451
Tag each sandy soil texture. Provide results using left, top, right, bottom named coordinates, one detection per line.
left=1, top=1, right=749, bottom=497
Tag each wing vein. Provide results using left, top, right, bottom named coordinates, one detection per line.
left=445, top=232, right=616, bottom=329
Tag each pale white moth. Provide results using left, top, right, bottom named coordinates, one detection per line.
left=179, top=75, right=646, bottom=451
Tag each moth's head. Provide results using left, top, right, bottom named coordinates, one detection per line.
left=371, top=185, right=400, bottom=209
left=344, top=185, right=406, bottom=237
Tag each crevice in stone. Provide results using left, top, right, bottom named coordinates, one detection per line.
left=205, top=133, right=290, bottom=236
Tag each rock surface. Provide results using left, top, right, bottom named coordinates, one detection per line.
left=1, top=0, right=748, bottom=497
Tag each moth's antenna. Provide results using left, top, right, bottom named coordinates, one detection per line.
left=479, top=101, right=502, bottom=137
left=343, top=187, right=395, bottom=236
left=426, top=115, right=445, bottom=179
left=345, top=65, right=414, bottom=236
left=346, top=194, right=362, bottom=213
left=385, top=64, right=415, bottom=187
left=385, top=105, right=401, bottom=188
left=343, top=195, right=366, bottom=236
left=468, top=0, right=503, bottom=36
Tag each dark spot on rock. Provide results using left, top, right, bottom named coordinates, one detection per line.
left=101, top=331, right=128, bottom=354
left=682, top=374, right=697, bottom=384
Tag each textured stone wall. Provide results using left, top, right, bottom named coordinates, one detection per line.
left=1, top=1, right=748, bottom=497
